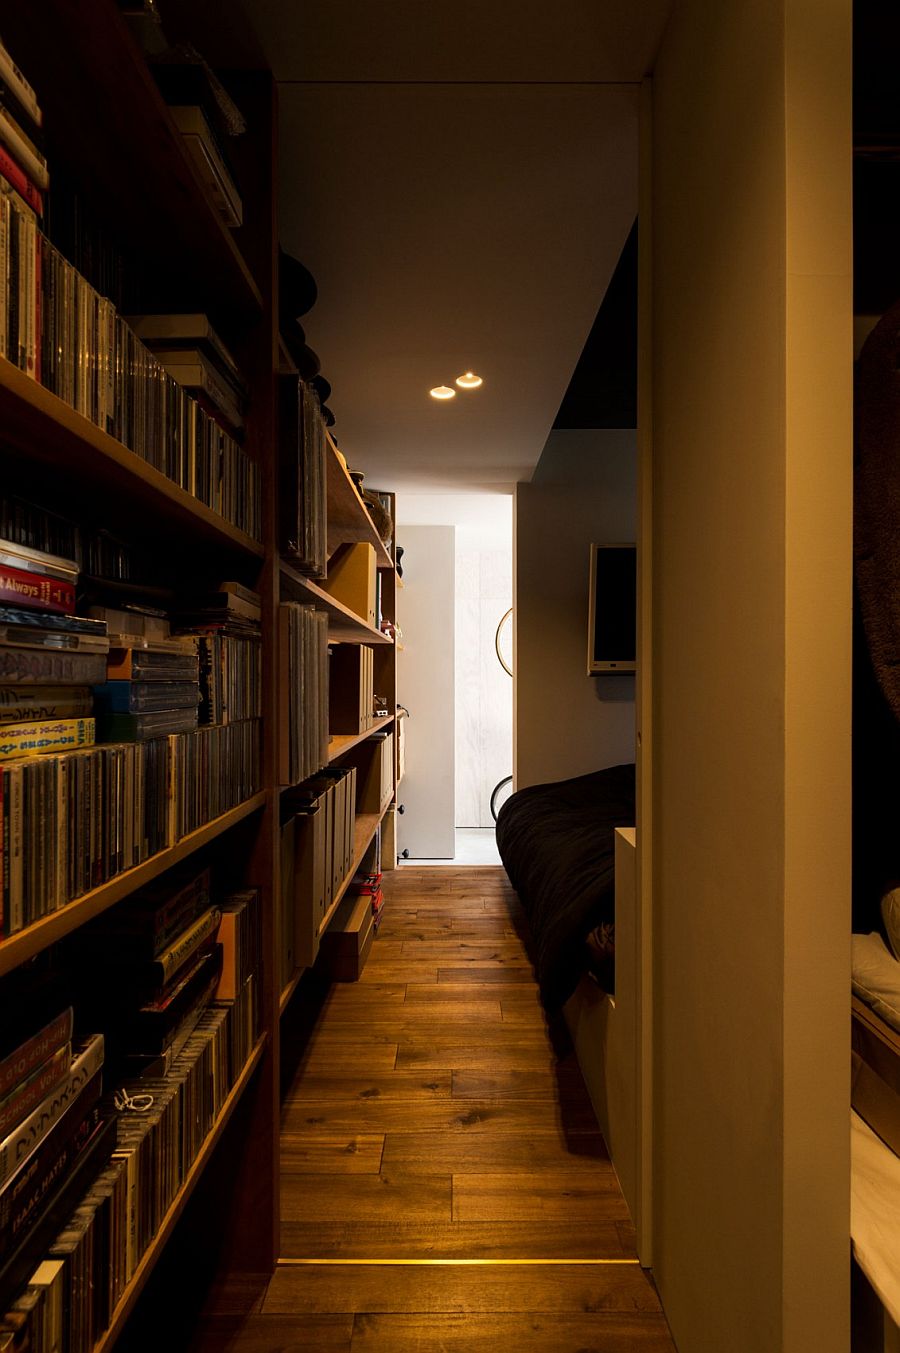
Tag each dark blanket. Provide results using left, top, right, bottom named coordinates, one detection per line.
left=495, top=763, right=636, bottom=1010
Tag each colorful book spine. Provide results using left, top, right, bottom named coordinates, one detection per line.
left=0, top=688, right=92, bottom=726
left=0, top=565, right=74, bottom=615
left=147, top=906, right=221, bottom=986
left=0, top=1083, right=102, bottom=1253
left=0, top=717, right=94, bottom=761
left=0, top=1010, right=72, bottom=1102
left=0, top=1044, right=70, bottom=1140
left=0, top=1036, right=104, bottom=1188
left=0, top=147, right=42, bottom=216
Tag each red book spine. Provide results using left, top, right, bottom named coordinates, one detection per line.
left=0, top=144, right=43, bottom=216
left=0, top=1009, right=73, bottom=1101
left=0, top=1043, right=70, bottom=1138
left=0, top=565, right=75, bottom=614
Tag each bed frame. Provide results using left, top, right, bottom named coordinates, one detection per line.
left=563, top=827, right=651, bottom=1262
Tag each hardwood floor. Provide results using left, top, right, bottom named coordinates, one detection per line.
left=192, top=866, right=676, bottom=1351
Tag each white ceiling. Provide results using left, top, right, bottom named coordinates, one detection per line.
left=247, top=1, right=672, bottom=492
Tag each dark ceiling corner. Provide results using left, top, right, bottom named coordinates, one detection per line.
left=553, top=218, right=637, bottom=430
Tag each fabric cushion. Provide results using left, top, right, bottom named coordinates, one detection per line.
left=853, top=931, right=900, bottom=1033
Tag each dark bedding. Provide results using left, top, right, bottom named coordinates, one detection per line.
left=495, top=763, right=636, bottom=1010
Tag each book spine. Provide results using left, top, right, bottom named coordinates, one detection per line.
left=0, top=107, right=48, bottom=191
left=121, top=872, right=209, bottom=954
left=0, top=42, right=41, bottom=128
left=0, top=1036, right=104, bottom=1187
left=0, top=1009, right=73, bottom=1102
left=0, top=688, right=92, bottom=726
left=0, top=1096, right=102, bottom=1253
left=152, top=906, right=221, bottom=985
left=0, top=564, right=75, bottom=615
left=0, top=1044, right=70, bottom=1140
left=0, top=649, right=108, bottom=686
left=0, top=718, right=94, bottom=762
left=0, top=149, right=42, bottom=215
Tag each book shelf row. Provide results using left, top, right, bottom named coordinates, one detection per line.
left=0, top=870, right=264, bottom=1352
left=0, top=5, right=403, bottom=1340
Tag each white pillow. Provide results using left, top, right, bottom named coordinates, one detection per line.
left=852, top=931, right=900, bottom=1033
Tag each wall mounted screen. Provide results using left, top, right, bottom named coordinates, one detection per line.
left=588, top=543, right=636, bottom=673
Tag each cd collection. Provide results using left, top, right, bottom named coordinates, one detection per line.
left=279, top=601, right=329, bottom=787
left=280, top=377, right=327, bottom=577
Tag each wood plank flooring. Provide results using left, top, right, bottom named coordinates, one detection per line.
left=194, top=866, right=676, bottom=1352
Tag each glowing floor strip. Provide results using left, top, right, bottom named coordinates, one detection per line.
left=277, top=1258, right=641, bottom=1266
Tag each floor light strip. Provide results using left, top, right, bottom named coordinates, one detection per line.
left=276, top=1258, right=641, bottom=1266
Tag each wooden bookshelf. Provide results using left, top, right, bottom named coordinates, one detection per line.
left=327, top=716, right=396, bottom=764
left=316, top=805, right=391, bottom=940
left=325, top=439, right=394, bottom=568
left=93, top=1037, right=267, bottom=1353
left=0, top=357, right=264, bottom=561
left=1, top=0, right=262, bottom=319
left=279, top=563, right=392, bottom=643
left=279, top=967, right=304, bottom=1016
left=0, top=793, right=267, bottom=978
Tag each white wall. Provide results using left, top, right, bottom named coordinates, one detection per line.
left=645, top=2, right=852, bottom=1348
left=398, top=494, right=512, bottom=828
left=395, top=524, right=455, bottom=858
left=515, top=428, right=636, bottom=790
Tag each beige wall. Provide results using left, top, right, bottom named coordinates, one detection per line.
left=515, top=429, right=636, bottom=790
left=646, top=1, right=851, bottom=1349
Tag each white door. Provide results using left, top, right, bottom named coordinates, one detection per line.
left=396, top=525, right=455, bottom=858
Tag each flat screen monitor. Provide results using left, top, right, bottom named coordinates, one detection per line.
left=588, top=543, right=636, bottom=674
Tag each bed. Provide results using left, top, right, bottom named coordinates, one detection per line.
left=851, top=922, right=900, bottom=1344
left=495, top=763, right=647, bottom=1258
left=494, top=762, right=635, bottom=1010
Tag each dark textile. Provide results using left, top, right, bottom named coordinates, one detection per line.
left=854, top=304, right=900, bottom=923
left=495, top=763, right=635, bottom=1010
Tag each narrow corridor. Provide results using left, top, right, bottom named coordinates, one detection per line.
left=196, top=867, right=675, bottom=1350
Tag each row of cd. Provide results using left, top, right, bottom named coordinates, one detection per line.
left=278, top=602, right=329, bottom=788
left=2, top=194, right=261, bottom=541
left=0, top=720, right=261, bottom=936
left=0, top=995, right=258, bottom=1353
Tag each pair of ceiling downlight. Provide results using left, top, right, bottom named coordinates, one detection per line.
left=430, top=371, right=483, bottom=401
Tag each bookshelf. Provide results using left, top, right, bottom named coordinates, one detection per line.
left=0, top=4, right=401, bottom=1341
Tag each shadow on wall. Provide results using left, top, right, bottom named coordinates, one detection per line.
left=592, top=674, right=635, bottom=705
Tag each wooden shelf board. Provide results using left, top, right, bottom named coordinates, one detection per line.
left=2, top=0, right=262, bottom=319
left=316, top=805, right=391, bottom=938
left=0, top=793, right=267, bottom=977
left=279, top=966, right=306, bottom=1016
left=279, top=564, right=391, bottom=644
left=93, top=1037, right=267, bottom=1353
left=277, top=335, right=300, bottom=376
left=325, top=440, right=394, bottom=569
left=0, top=358, right=264, bottom=560
left=327, top=716, right=396, bottom=763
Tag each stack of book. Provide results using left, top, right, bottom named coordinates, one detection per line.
left=152, top=57, right=245, bottom=230
left=0, top=35, right=45, bottom=381
left=0, top=975, right=110, bottom=1324
left=278, top=601, right=329, bottom=786
left=93, top=638, right=200, bottom=743
left=0, top=34, right=260, bottom=538
left=127, top=313, right=249, bottom=438
left=0, top=535, right=104, bottom=763
left=172, top=579, right=261, bottom=633
left=355, top=870, right=385, bottom=932
left=73, top=866, right=224, bottom=1079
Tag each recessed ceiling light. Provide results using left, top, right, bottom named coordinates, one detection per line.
left=456, top=371, right=483, bottom=389
left=429, top=385, right=456, bottom=400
